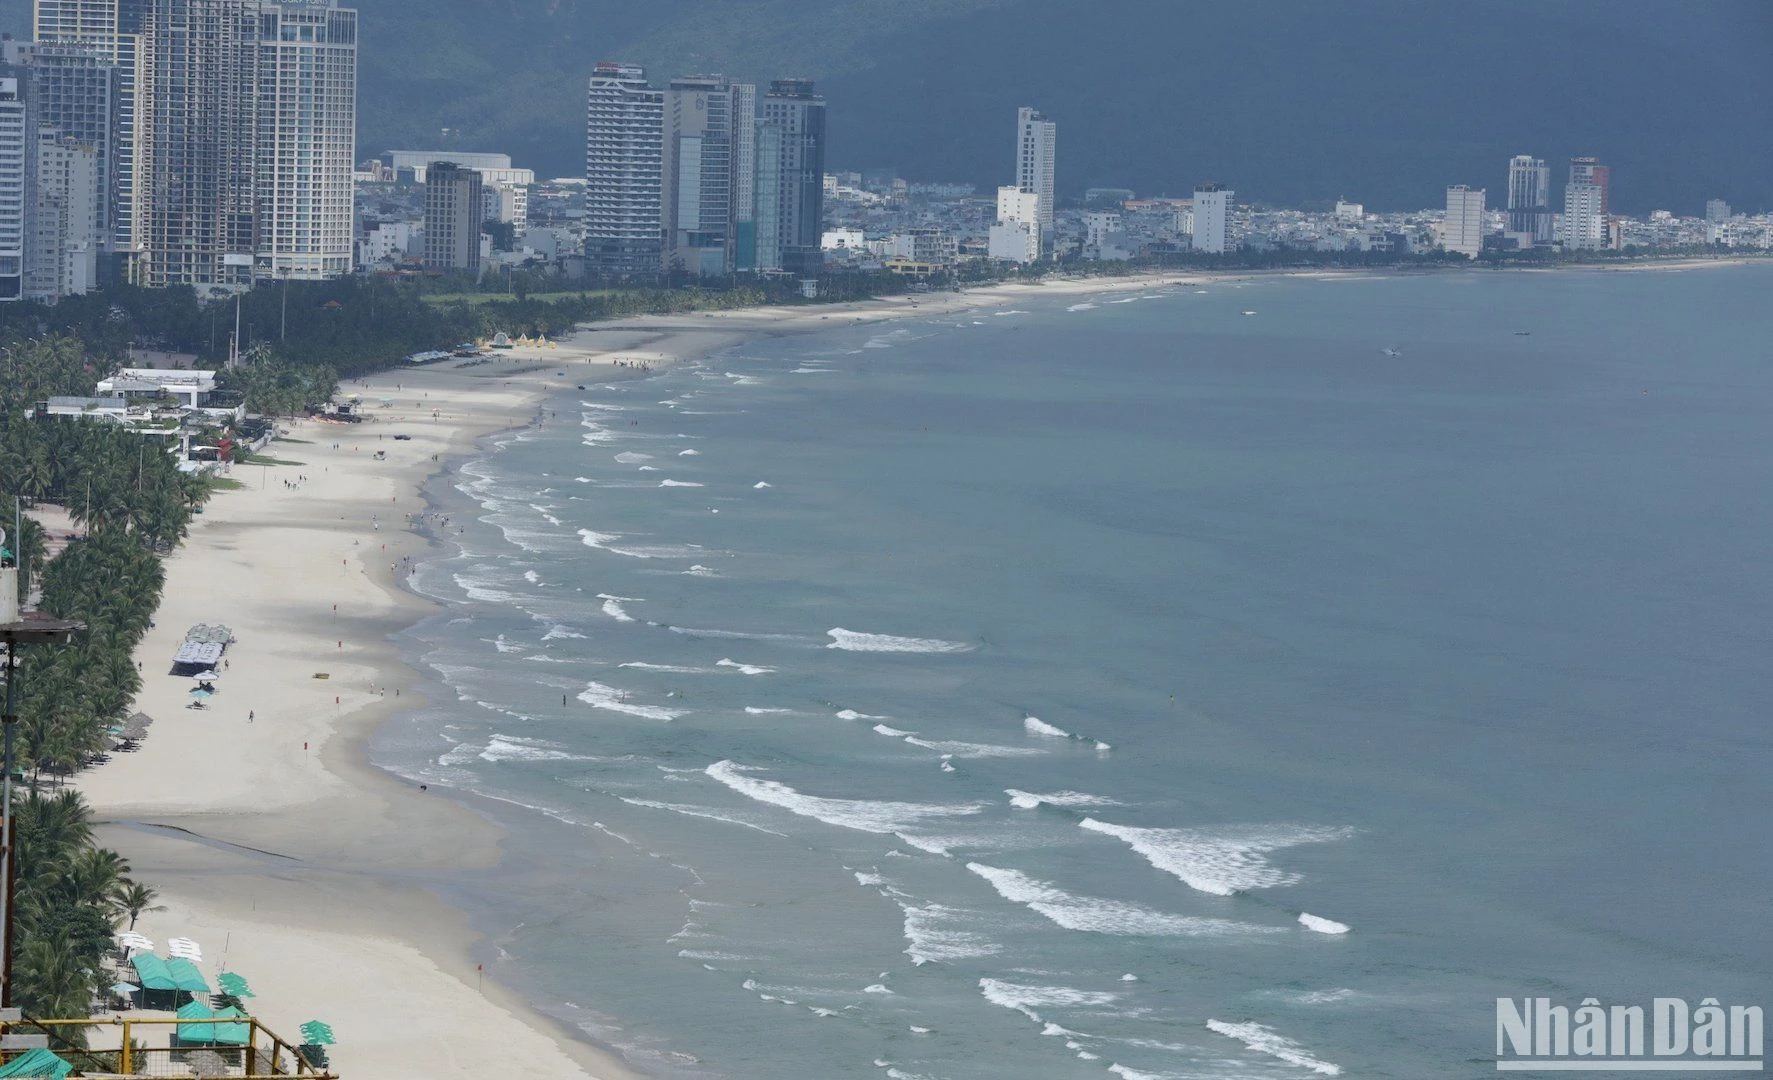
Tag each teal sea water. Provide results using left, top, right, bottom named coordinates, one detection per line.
left=371, top=266, right=1773, bottom=1079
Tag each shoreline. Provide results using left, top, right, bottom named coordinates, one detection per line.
left=75, top=258, right=1765, bottom=1077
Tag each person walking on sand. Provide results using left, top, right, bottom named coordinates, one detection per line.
left=248, top=710, right=255, bottom=722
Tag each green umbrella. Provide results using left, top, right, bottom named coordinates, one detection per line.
left=300, top=1020, right=335, bottom=1046
left=216, top=972, right=254, bottom=998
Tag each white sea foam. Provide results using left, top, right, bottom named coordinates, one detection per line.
left=541, top=624, right=586, bottom=640
left=967, top=864, right=1278, bottom=937
left=871, top=724, right=915, bottom=738
left=1298, top=913, right=1351, bottom=935
left=706, top=761, right=984, bottom=834
left=939, top=761, right=956, bottom=772
left=716, top=659, right=775, bottom=675
left=659, top=479, right=704, bottom=488
left=1106, top=1067, right=1168, bottom=1080
left=1067, top=302, right=1098, bottom=312
left=1006, top=789, right=1122, bottom=810
left=619, top=662, right=715, bottom=674
left=854, top=871, right=887, bottom=887
left=836, top=709, right=885, bottom=721
left=753, top=481, right=772, bottom=489
left=1079, top=819, right=1356, bottom=895
left=528, top=504, right=563, bottom=526
left=1205, top=1020, right=1341, bottom=1075
left=614, top=451, right=654, bottom=464
left=491, top=635, right=523, bottom=654
left=479, top=734, right=589, bottom=763
left=682, top=565, right=720, bottom=577
left=863, top=984, right=894, bottom=995
left=597, top=594, right=641, bottom=622
left=523, top=570, right=541, bottom=584
left=618, top=797, right=786, bottom=835
left=679, top=448, right=701, bottom=456
left=453, top=571, right=517, bottom=604
left=900, top=904, right=1001, bottom=965
left=579, top=529, right=709, bottom=560
left=577, top=681, right=686, bottom=721
left=826, top=628, right=974, bottom=653
left=979, top=979, right=1119, bottom=1022
left=903, top=737, right=1044, bottom=758
left=1024, top=716, right=1071, bottom=738
left=744, top=707, right=795, bottom=715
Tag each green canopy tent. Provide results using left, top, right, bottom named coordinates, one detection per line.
left=174, top=1001, right=249, bottom=1047
left=0, top=1049, right=74, bottom=1079
left=164, top=957, right=210, bottom=994
left=129, top=953, right=176, bottom=992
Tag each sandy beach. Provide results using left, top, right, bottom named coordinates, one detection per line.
left=76, top=273, right=1208, bottom=1078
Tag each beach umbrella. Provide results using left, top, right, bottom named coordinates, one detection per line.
left=216, top=972, right=254, bottom=998
left=111, top=981, right=140, bottom=997
left=167, top=937, right=202, bottom=962
left=117, top=931, right=154, bottom=952
left=300, top=1020, right=335, bottom=1046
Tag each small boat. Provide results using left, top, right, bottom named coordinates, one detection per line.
left=1513, top=330, right=1532, bottom=336
left=1382, top=346, right=1402, bottom=357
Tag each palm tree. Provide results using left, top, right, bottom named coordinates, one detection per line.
left=113, top=880, right=164, bottom=931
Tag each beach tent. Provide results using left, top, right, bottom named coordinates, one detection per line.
left=0, top=1048, right=73, bottom=1078
left=130, top=953, right=177, bottom=991
left=175, top=1002, right=248, bottom=1046
left=117, top=931, right=153, bottom=953
left=164, top=957, right=210, bottom=994
left=167, top=937, right=203, bottom=962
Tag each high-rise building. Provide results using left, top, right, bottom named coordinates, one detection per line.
left=422, top=161, right=483, bottom=272
left=663, top=75, right=754, bottom=276
left=1014, top=106, right=1055, bottom=252
left=1705, top=199, right=1731, bottom=223
left=1444, top=185, right=1485, bottom=259
left=27, top=130, right=103, bottom=301
left=1192, top=184, right=1233, bottom=253
left=0, top=69, right=25, bottom=301
left=988, top=185, right=1040, bottom=263
left=585, top=61, right=664, bottom=276
left=14, top=45, right=117, bottom=267
left=759, top=79, right=825, bottom=275
left=747, top=120, right=781, bottom=271
left=251, top=0, right=357, bottom=282
left=135, top=0, right=356, bottom=289
left=1506, top=155, right=1552, bottom=244
left=1561, top=157, right=1609, bottom=251
left=34, top=0, right=142, bottom=256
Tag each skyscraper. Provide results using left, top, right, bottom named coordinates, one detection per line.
left=1506, top=155, right=1551, bottom=245
left=1444, top=185, right=1485, bottom=259
left=27, top=130, right=103, bottom=301
left=1561, top=157, right=1609, bottom=251
left=988, top=185, right=1040, bottom=263
left=34, top=0, right=142, bottom=256
left=663, top=75, right=754, bottom=276
left=251, top=0, right=357, bottom=282
left=760, top=79, right=825, bottom=275
left=585, top=61, right=664, bottom=276
left=1015, top=106, right=1055, bottom=252
left=1192, top=183, right=1233, bottom=254
left=422, top=161, right=482, bottom=272
left=0, top=70, right=25, bottom=301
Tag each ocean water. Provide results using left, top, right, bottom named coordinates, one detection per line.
left=371, top=266, right=1773, bottom=1079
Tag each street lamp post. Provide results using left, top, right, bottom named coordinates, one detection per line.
left=0, top=504, right=84, bottom=1008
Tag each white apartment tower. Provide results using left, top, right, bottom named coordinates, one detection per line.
left=1506, top=155, right=1552, bottom=245
left=137, top=0, right=357, bottom=290
left=0, top=72, right=24, bottom=301
left=34, top=0, right=141, bottom=256
left=27, top=131, right=104, bottom=301
left=1192, top=184, right=1233, bottom=253
left=585, top=61, right=665, bottom=276
left=1444, top=185, right=1485, bottom=259
left=1561, top=157, right=1610, bottom=251
left=251, top=0, right=358, bottom=282
left=988, top=185, right=1040, bottom=263
left=1014, top=106, right=1055, bottom=252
